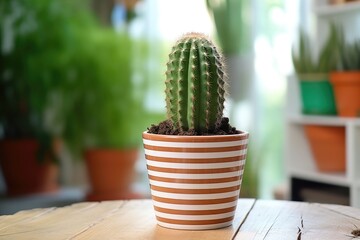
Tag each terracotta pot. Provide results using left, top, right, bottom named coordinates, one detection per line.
left=84, top=148, right=139, bottom=201
left=143, top=131, right=249, bottom=230
left=304, top=125, right=346, bottom=172
left=0, top=139, right=59, bottom=196
left=330, top=71, right=360, bottom=117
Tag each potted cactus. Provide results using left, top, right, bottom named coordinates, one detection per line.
left=142, top=33, right=249, bottom=230
left=330, top=40, right=360, bottom=117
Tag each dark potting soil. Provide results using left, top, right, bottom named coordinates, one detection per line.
left=147, top=117, right=239, bottom=135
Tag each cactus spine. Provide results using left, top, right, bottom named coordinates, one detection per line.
left=165, top=33, right=227, bottom=134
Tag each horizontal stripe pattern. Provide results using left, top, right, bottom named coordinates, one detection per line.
left=151, top=190, right=239, bottom=202
left=143, top=132, right=249, bottom=230
left=156, top=216, right=235, bottom=225
left=146, top=159, right=245, bottom=169
left=155, top=210, right=236, bottom=220
left=154, top=205, right=237, bottom=215
left=143, top=139, right=248, bottom=148
left=145, top=154, right=246, bottom=163
left=147, top=169, right=244, bottom=179
left=149, top=179, right=241, bottom=189
left=150, top=186, right=241, bottom=195
left=157, top=221, right=233, bottom=230
left=144, top=144, right=247, bottom=152
left=147, top=165, right=244, bottom=174
left=152, top=200, right=239, bottom=210
left=148, top=175, right=241, bottom=183
left=144, top=149, right=247, bottom=159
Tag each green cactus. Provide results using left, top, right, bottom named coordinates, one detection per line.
left=165, top=33, right=227, bottom=134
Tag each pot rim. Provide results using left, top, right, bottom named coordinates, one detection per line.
left=143, top=130, right=249, bottom=142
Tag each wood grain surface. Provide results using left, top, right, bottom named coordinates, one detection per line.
left=0, top=199, right=359, bottom=240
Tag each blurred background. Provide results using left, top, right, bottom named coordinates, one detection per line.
left=1, top=0, right=359, bottom=214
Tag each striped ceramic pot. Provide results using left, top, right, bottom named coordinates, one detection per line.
left=142, top=131, right=249, bottom=230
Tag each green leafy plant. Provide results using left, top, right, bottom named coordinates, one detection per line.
left=165, top=33, right=227, bottom=134
left=206, top=0, right=251, bottom=55
left=59, top=29, right=153, bottom=157
left=0, top=0, right=94, bottom=161
left=292, top=25, right=339, bottom=74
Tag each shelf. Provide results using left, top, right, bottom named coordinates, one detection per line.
left=287, top=114, right=360, bottom=126
left=314, top=1, right=360, bottom=16
left=288, top=168, right=349, bottom=187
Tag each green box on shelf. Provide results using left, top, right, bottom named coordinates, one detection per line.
left=298, top=74, right=337, bottom=115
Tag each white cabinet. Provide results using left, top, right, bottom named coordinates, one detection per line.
left=285, top=75, right=360, bottom=207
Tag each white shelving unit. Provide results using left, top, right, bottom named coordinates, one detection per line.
left=285, top=75, right=360, bottom=207
left=285, top=0, right=360, bottom=207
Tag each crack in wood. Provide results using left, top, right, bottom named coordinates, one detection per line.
left=67, top=201, right=127, bottom=240
left=297, top=215, right=304, bottom=240
left=231, top=199, right=257, bottom=240
left=263, top=209, right=282, bottom=240
left=318, top=205, right=360, bottom=222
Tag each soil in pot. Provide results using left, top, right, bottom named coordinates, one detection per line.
left=0, top=139, right=59, bottom=196
left=330, top=71, right=360, bottom=117
left=147, top=117, right=238, bottom=135
left=84, top=148, right=140, bottom=201
left=304, top=125, right=346, bottom=172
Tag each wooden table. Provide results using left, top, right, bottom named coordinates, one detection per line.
left=1, top=199, right=360, bottom=240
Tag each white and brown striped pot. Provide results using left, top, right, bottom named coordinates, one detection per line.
left=142, top=131, right=249, bottom=230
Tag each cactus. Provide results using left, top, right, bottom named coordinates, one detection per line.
left=165, top=33, right=227, bottom=134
